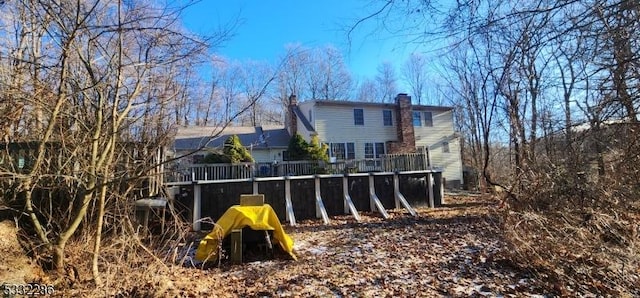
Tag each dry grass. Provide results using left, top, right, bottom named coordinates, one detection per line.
left=499, top=165, right=640, bottom=297
left=501, top=207, right=640, bottom=296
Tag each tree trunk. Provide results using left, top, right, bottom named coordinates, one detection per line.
left=53, top=244, right=65, bottom=272
left=91, top=182, right=107, bottom=285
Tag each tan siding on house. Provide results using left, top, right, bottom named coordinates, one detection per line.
left=414, top=109, right=463, bottom=183
left=426, top=138, right=463, bottom=184
left=308, top=103, right=397, bottom=159
left=251, top=149, right=287, bottom=163
left=297, top=100, right=463, bottom=184
left=295, top=103, right=314, bottom=139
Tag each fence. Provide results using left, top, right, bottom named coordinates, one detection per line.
left=167, top=170, right=444, bottom=231
left=166, top=153, right=430, bottom=182
left=381, top=153, right=429, bottom=172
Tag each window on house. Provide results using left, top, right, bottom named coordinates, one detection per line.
left=308, top=110, right=312, bottom=122
left=423, top=111, right=433, bottom=127
left=442, top=142, right=450, bottom=153
left=364, top=142, right=386, bottom=158
left=346, top=142, right=355, bottom=159
left=364, top=143, right=374, bottom=159
left=375, top=142, right=385, bottom=158
left=330, top=142, right=355, bottom=160
left=383, top=110, right=393, bottom=126
left=412, top=111, right=421, bottom=126
left=330, top=143, right=345, bottom=159
left=354, top=108, right=364, bottom=125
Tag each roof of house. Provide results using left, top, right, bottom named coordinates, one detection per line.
left=173, top=125, right=290, bottom=151
left=292, top=106, right=315, bottom=132
left=305, top=99, right=454, bottom=111
left=546, top=118, right=639, bottom=137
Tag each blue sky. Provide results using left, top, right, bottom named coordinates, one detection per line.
left=180, top=0, right=441, bottom=89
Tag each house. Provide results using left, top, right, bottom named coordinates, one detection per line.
left=287, top=93, right=464, bottom=188
left=541, top=119, right=639, bottom=178
left=172, top=125, right=290, bottom=164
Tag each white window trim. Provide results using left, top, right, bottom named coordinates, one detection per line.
left=354, top=108, right=364, bottom=126
left=423, top=111, right=433, bottom=127
left=412, top=111, right=421, bottom=126
left=383, top=109, right=393, bottom=126
left=364, top=142, right=386, bottom=159
left=328, top=142, right=356, bottom=160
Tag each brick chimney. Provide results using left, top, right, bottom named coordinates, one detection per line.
left=287, top=94, right=298, bottom=136
left=386, top=93, right=416, bottom=154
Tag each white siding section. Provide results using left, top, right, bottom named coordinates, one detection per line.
left=251, top=149, right=287, bottom=163
left=297, top=100, right=463, bottom=184
left=312, top=104, right=397, bottom=159
left=249, top=150, right=269, bottom=163
left=295, top=102, right=314, bottom=139
left=414, top=109, right=463, bottom=183
left=175, top=148, right=285, bottom=164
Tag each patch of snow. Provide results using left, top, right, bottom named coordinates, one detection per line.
left=307, top=246, right=327, bottom=255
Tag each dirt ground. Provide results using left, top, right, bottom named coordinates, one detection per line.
left=120, top=194, right=559, bottom=297
left=3, top=195, right=572, bottom=297
left=0, top=220, right=47, bottom=290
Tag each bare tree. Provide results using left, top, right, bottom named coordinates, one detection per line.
left=349, top=1, right=640, bottom=292
left=238, top=60, right=276, bottom=126
left=355, top=78, right=380, bottom=102
left=274, top=43, right=311, bottom=106
left=402, top=53, right=428, bottom=105
left=305, top=45, right=353, bottom=100
left=375, top=61, right=398, bottom=103
left=217, top=60, right=244, bottom=123
left=0, top=0, right=231, bottom=282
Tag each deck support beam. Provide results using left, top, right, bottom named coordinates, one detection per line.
left=393, top=173, right=417, bottom=217
left=193, top=184, right=201, bottom=231
left=284, top=178, right=296, bottom=226
left=427, top=172, right=435, bottom=208
left=252, top=178, right=259, bottom=195
left=343, top=175, right=361, bottom=222
left=314, top=176, right=330, bottom=224
left=369, top=174, right=389, bottom=219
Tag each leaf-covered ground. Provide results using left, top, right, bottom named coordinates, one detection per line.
left=6, top=193, right=635, bottom=297
left=154, top=194, right=556, bottom=297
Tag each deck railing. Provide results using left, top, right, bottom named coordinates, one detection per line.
left=381, top=153, right=429, bottom=171
left=166, top=153, right=431, bottom=182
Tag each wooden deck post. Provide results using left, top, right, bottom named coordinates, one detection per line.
left=252, top=178, right=259, bottom=194
left=440, top=175, right=446, bottom=205
left=427, top=172, right=435, bottom=208
left=284, top=177, right=296, bottom=226
left=230, top=229, right=242, bottom=264
left=193, top=184, right=201, bottom=231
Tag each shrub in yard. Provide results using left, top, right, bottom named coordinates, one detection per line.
left=287, top=134, right=309, bottom=161
left=223, top=135, right=254, bottom=163
left=500, top=161, right=640, bottom=296
left=203, top=152, right=231, bottom=163
left=307, top=135, right=329, bottom=163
